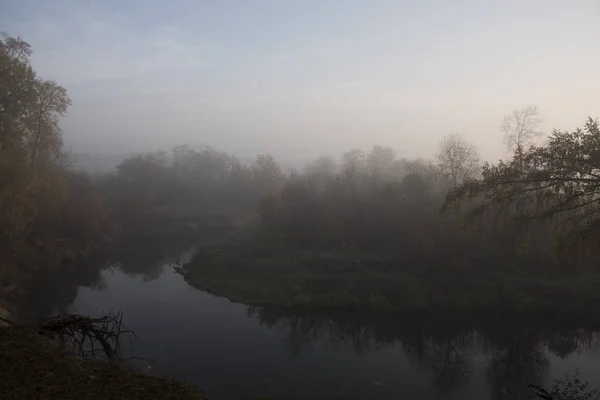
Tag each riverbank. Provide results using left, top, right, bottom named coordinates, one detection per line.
left=0, top=325, right=206, bottom=400
left=180, top=234, right=600, bottom=321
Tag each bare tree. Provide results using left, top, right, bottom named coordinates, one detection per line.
left=436, top=133, right=480, bottom=188
left=501, top=105, right=543, bottom=155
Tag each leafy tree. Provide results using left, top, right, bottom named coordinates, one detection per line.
left=304, top=155, right=337, bottom=192
left=399, top=172, right=432, bottom=202
left=340, top=149, right=367, bottom=179
left=444, top=117, right=600, bottom=253
left=0, top=34, right=71, bottom=252
left=0, top=33, right=36, bottom=156
left=543, top=371, right=599, bottom=400
left=251, top=154, right=283, bottom=196
left=366, top=145, right=396, bottom=179
left=404, top=158, right=442, bottom=195
left=60, top=172, right=117, bottom=244
left=25, top=80, right=71, bottom=173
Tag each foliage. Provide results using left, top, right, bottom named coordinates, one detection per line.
left=60, top=172, right=118, bottom=245
left=0, top=33, right=36, bottom=156
left=255, top=145, right=452, bottom=249
left=0, top=34, right=115, bottom=295
left=252, top=141, right=568, bottom=275
left=177, top=119, right=600, bottom=322
left=445, top=118, right=600, bottom=255
left=530, top=371, right=599, bottom=400
left=101, top=146, right=284, bottom=238
left=3, top=31, right=600, bottom=332
left=548, top=372, right=599, bottom=400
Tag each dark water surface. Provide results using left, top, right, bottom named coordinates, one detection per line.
left=27, top=246, right=600, bottom=399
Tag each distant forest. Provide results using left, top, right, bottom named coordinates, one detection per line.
left=2, top=32, right=600, bottom=309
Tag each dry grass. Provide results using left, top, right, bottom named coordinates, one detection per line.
left=0, top=326, right=206, bottom=400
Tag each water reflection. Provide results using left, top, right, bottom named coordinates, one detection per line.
left=13, top=247, right=600, bottom=400
left=110, top=240, right=197, bottom=282
left=13, top=256, right=108, bottom=319
left=482, top=326, right=549, bottom=399
left=14, top=239, right=197, bottom=319
left=249, top=306, right=600, bottom=398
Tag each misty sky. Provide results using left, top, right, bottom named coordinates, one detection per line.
left=2, top=0, right=600, bottom=164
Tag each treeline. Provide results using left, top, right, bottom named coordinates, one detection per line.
left=255, top=142, right=571, bottom=272
left=259, top=146, right=454, bottom=250
left=254, top=109, right=600, bottom=273
left=99, top=146, right=285, bottom=237
left=2, top=32, right=598, bottom=303
left=0, top=34, right=287, bottom=295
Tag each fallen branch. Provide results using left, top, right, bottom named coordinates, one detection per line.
left=38, top=310, right=135, bottom=361
left=528, top=384, right=554, bottom=399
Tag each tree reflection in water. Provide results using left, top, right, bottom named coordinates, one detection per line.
left=14, top=238, right=197, bottom=319
left=111, top=239, right=196, bottom=282
left=482, top=327, right=549, bottom=400
left=13, top=256, right=108, bottom=319
left=13, top=253, right=600, bottom=399
left=248, top=306, right=600, bottom=398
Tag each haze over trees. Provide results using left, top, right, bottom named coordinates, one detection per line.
left=446, top=117, right=600, bottom=256
left=436, top=133, right=481, bottom=188
left=0, top=34, right=132, bottom=317
left=3, top=31, right=600, bottom=322
left=2, top=0, right=600, bottom=394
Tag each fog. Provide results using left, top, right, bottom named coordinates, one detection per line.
left=5, top=2, right=600, bottom=399
left=3, top=0, right=600, bottom=164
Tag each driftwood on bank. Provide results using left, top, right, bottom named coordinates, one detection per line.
left=37, top=311, right=135, bottom=361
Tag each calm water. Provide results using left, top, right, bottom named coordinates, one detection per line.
left=27, top=246, right=600, bottom=399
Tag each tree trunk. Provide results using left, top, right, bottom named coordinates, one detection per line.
left=30, top=103, right=44, bottom=175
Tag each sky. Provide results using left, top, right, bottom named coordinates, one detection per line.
left=2, top=0, right=600, bottom=164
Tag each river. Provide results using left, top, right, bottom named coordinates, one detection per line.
left=22, top=245, right=600, bottom=399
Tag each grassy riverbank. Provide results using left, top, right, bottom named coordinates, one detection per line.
left=0, top=325, right=206, bottom=400
left=180, top=233, right=600, bottom=320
